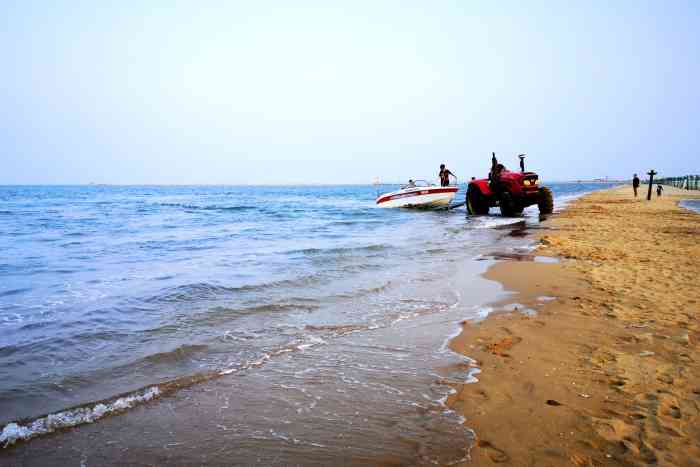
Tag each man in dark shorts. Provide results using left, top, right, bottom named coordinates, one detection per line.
left=490, top=163, right=505, bottom=194
left=656, top=184, right=663, bottom=197
left=439, top=164, right=455, bottom=187
left=633, top=174, right=640, bottom=197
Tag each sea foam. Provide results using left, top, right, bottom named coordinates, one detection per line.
left=1, top=386, right=160, bottom=447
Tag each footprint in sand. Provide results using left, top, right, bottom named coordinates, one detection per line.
left=477, top=440, right=510, bottom=463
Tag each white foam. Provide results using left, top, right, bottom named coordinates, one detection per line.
left=218, top=341, right=312, bottom=376
left=513, top=243, right=538, bottom=253
left=465, top=367, right=481, bottom=384
left=297, top=335, right=327, bottom=351
left=474, top=306, right=494, bottom=321
left=473, top=216, right=523, bottom=229
left=0, top=386, right=160, bottom=447
left=439, top=325, right=465, bottom=354
left=500, top=302, right=537, bottom=316
left=243, top=353, right=271, bottom=369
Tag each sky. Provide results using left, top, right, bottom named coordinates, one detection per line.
left=1, top=1, right=699, bottom=184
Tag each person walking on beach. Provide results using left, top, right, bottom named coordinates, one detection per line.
left=439, top=164, right=455, bottom=187
left=656, top=184, right=664, bottom=197
left=633, top=174, right=640, bottom=197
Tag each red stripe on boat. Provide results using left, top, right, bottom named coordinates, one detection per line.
left=376, top=187, right=458, bottom=204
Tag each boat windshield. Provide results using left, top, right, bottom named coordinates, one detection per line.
left=401, top=179, right=432, bottom=189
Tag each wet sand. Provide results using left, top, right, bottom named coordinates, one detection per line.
left=448, top=186, right=700, bottom=466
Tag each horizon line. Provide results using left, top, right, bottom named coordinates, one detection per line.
left=0, top=180, right=630, bottom=187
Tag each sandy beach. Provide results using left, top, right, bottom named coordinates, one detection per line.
left=448, top=185, right=700, bottom=466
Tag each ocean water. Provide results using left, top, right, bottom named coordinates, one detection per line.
left=680, top=198, right=700, bottom=214
left=0, top=183, right=616, bottom=463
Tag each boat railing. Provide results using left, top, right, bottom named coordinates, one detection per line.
left=400, top=180, right=435, bottom=189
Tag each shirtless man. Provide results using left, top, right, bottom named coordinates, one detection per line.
left=439, top=164, right=456, bottom=187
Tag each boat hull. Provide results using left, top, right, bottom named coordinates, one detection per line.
left=376, top=187, right=458, bottom=208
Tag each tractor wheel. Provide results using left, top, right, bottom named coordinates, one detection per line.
left=499, top=192, right=518, bottom=217
left=467, top=186, right=489, bottom=215
left=538, top=187, right=554, bottom=214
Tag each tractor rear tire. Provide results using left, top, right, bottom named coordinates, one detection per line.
left=499, top=192, right=520, bottom=217
left=467, top=186, right=489, bottom=215
left=538, top=187, right=554, bottom=215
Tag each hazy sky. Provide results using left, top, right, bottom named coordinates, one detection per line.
left=2, top=1, right=698, bottom=184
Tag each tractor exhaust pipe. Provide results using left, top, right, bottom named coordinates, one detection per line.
left=518, top=154, right=526, bottom=172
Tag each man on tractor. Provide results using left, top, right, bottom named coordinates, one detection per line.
left=488, top=153, right=505, bottom=194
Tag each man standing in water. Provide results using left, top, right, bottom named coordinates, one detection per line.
left=633, top=174, right=640, bottom=197
left=439, top=164, right=456, bottom=187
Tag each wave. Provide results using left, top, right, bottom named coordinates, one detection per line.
left=0, top=367, right=224, bottom=448
left=0, top=298, right=414, bottom=449
left=425, top=247, right=449, bottom=254
left=287, top=244, right=392, bottom=257
left=331, top=281, right=393, bottom=299
left=144, top=282, right=250, bottom=303
left=177, top=301, right=321, bottom=328
left=140, top=344, right=209, bottom=365
left=157, top=203, right=256, bottom=212
left=64, top=232, right=87, bottom=237
left=145, top=276, right=323, bottom=304
left=1, top=386, right=161, bottom=447
left=0, top=331, right=335, bottom=448
left=324, top=217, right=384, bottom=227
left=0, top=288, right=31, bottom=298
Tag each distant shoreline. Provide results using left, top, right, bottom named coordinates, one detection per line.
left=0, top=180, right=628, bottom=187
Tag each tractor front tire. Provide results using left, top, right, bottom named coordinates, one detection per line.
left=467, top=186, right=489, bottom=215
left=538, top=187, right=554, bottom=215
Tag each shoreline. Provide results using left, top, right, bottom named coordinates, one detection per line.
left=1, top=184, right=695, bottom=465
left=446, top=185, right=700, bottom=466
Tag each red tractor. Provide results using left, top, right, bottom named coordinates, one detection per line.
left=466, top=153, right=553, bottom=216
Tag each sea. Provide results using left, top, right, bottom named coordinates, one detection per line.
left=681, top=198, right=700, bottom=214
left=0, top=182, right=618, bottom=465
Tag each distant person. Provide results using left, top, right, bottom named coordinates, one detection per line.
left=656, top=184, right=663, bottom=197
left=471, top=177, right=476, bottom=181
left=439, top=164, right=455, bottom=187
left=407, top=179, right=416, bottom=188
left=632, top=174, right=640, bottom=197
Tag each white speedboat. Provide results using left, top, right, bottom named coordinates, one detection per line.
left=376, top=180, right=459, bottom=208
